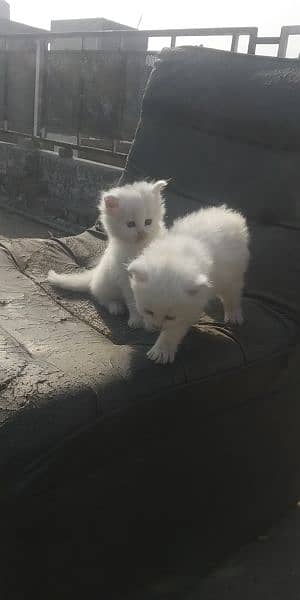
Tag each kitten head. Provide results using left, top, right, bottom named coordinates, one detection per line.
left=99, top=180, right=167, bottom=245
left=128, top=250, right=213, bottom=331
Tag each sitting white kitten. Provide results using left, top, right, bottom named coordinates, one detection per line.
left=128, top=205, right=250, bottom=363
left=48, top=180, right=167, bottom=328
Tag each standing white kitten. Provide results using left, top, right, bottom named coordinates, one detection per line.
left=48, top=180, right=167, bottom=328
left=128, top=205, right=249, bottom=362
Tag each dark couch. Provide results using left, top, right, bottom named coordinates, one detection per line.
left=1, top=47, right=300, bottom=594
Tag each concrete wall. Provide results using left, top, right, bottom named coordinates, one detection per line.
left=0, top=19, right=48, bottom=50
left=0, top=141, right=122, bottom=229
left=51, top=18, right=147, bottom=51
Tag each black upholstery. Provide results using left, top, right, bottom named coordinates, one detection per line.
left=123, top=47, right=300, bottom=227
left=1, top=47, right=300, bottom=594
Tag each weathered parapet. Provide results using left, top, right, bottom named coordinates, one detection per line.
left=0, top=140, right=122, bottom=229
left=39, top=149, right=122, bottom=227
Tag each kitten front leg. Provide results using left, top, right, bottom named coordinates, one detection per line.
left=128, top=307, right=144, bottom=329
left=108, top=301, right=126, bottom=316
left=122, top=281, right=144, bottom=329
left=220, top=284, right=244, bottom=325
left=147, top=324, right=189, bottom=364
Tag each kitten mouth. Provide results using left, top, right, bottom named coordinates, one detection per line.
left=136, top=232, right=147, bottom=242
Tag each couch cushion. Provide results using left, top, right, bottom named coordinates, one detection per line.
left=123, top=47, right=300, bottom=227
left=246, top=224, right=300, bottom=323
left=0, top=233, right=297, bottom=493
left=125, top=122, right=300, bottom=227
left=143, top=47, right=300, bottom=151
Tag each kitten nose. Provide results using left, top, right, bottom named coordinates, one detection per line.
left=137, top=230, right=147, bottom=241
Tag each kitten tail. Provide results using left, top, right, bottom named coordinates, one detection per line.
left=47, top=269, right=93, bottom=292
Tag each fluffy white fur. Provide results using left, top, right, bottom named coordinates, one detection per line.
left=128, top=205, right=250, bottom=363
left=48, top=180, right=167, bottom=327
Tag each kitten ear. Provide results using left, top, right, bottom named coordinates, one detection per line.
left=186, top=274, right=211, bottom=296
left=103, top=194, right=119, bottom=213
left=152, top=180, right=169, bottom=194
left=128, top=261, right=148, bottom=283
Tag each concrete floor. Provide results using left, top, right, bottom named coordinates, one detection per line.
left=193, top=504, right=300, bottom=600
left=140, top=503, right=300, bottom=599
left=1, top=207, right=300, bottom=600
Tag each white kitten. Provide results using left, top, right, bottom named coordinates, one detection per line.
left=48, top=180, right=167, bottom=328
left=128, top=205, right=250, bottom=363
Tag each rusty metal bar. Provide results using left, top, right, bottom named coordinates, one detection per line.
left=33, top=40, right=44, bottom=136
left=77, top=36, right=85, bottom=147
left=40, top=42, right=49, bottom=138
left=277, top=30, right=289, bottom=58
left=230, top=34, right=239, bottom=52
left=256, top=36, right=280, bottom=45
left=170, top=35, right=176, bottom=48
left=0, top=26, right=259, bottom=41
left=3, top=38, right=8, bottom=131
left=277, top=25, right=300, bottom=57
left=0, top=129, right=127, bottom=167
left=247, top=31, right=258, bottom=55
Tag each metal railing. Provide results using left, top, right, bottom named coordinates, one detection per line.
left=277, top=25, right=300, bottom=58
left=0, top=26, right=259, bottom=47
left=0, top=25, right=297, bottom=166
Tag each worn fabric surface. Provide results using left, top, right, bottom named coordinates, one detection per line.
left=0, top=228, right=297, bottom=489
left=143, top=47, right=300, bottom=150
left=123, top=47, right=300, bottom=227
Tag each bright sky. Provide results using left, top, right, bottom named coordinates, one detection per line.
left=9, top=0, right=300, bottom=56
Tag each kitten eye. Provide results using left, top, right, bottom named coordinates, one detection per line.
left=165, top=315, right=176, bottom=321
left=127, top=221, right=136, bottom=228
left=145, top=309, right=154, bottom=316
left=145, top=219, right=152, bottom=226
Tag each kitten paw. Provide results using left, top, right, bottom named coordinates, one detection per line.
left=128, top=315, right=144, bottom=329
left=108, top=301, right=126, bottom=316
left=147, top=344, right=176, bottom=364
left=224, top=308, right=244, bottom=325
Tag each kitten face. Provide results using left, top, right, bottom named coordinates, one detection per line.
left=129, top=258, right=212, bottom=331
left=143, top=305, right=177, bottom=331
left=100, top=180, right=167, bottom=245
